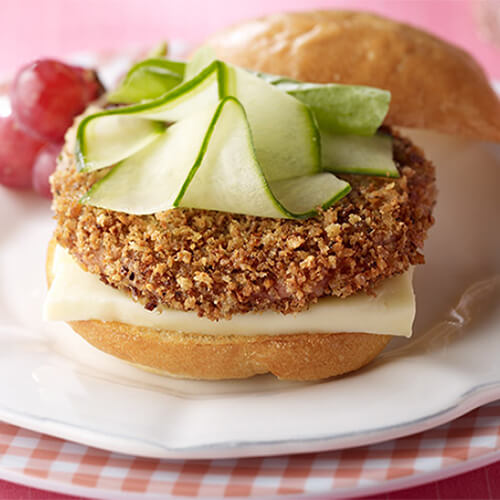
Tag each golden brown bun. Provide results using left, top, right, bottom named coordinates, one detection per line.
left=46, top=239, right=391, bottom=380
left=206, top=10, right=500, bottom=142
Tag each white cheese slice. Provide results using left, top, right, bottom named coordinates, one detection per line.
left=44, top=244, right=415, bottom=337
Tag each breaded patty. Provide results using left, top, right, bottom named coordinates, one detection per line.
left=51, top=126, right=436, bottom=320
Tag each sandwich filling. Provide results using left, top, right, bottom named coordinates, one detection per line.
left=45, top=244, right=415, bottom=337
left=49, top=54, right=436, bottom=326
left=51, top=126, right=435, bottom=321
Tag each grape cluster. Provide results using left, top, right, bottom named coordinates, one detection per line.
left=0, top=59, right=104, bottom=198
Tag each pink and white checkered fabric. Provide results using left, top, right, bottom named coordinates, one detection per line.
left=0, top=401, right=499, bottom=498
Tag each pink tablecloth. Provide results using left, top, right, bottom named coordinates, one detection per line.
left=0, top=1, right=499, bottom=498
left=1, top=461, right=499, bottom=499
left=0, top=462, right=500, bottom=500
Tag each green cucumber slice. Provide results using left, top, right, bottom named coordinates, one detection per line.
left=77, top=60, right=320, bottom=180
left=76, top=62, right=223, bottom=171
left=81, top=105, right=216, bottom=214
left=270, top=173, right=351, bottom=216
left=137, top=61, right=223, bottom=121
left=226, top=65, right=320, bottom=180
left=181, top=50, right=322, bottom=178
left=107, top=58, right=185, bottom=104
left=321, top=132, right=399, bottom=178
left=82, top=97, right=350, bottom=219
left=76, top=115, right=166, bottom=172
left=184, top=46, right=216, bottom=82
left=176, top=97, right=285, bottom=218
left=107, top=46, right=213, bottom=105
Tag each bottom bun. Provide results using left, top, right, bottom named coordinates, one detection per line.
left=47, top=240, right=391, bottom=380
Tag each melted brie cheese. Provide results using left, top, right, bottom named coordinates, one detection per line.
left=44, top=245, right=415, bottom=337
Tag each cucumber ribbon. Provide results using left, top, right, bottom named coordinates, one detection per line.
left=76, top=53, right=398, bottom=219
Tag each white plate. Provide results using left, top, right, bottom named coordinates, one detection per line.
left=0, top=124, right=498, bottom=459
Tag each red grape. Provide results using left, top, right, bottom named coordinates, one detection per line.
left=73, top=67, right=105, bottom=102
left=0, top=116, right=45, bottom=189
left=10, top=59, right=103, bottom=142
left=32, top=143, right=62, bottom=199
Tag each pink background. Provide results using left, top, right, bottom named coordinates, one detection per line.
left=0, top=0, right=499, bottom=498
left=0, top=0, right=499, bottom=79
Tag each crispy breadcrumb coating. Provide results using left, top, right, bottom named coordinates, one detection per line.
left=51, top=125, right=436, bottom=320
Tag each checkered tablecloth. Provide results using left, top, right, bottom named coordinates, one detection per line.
left=0, top=400, right=499, bottom=499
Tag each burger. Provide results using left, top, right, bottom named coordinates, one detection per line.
left=44, top=11, right=499, bottom=380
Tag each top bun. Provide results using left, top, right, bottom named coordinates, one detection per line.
left=206, top=10, right=500, bottom=142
